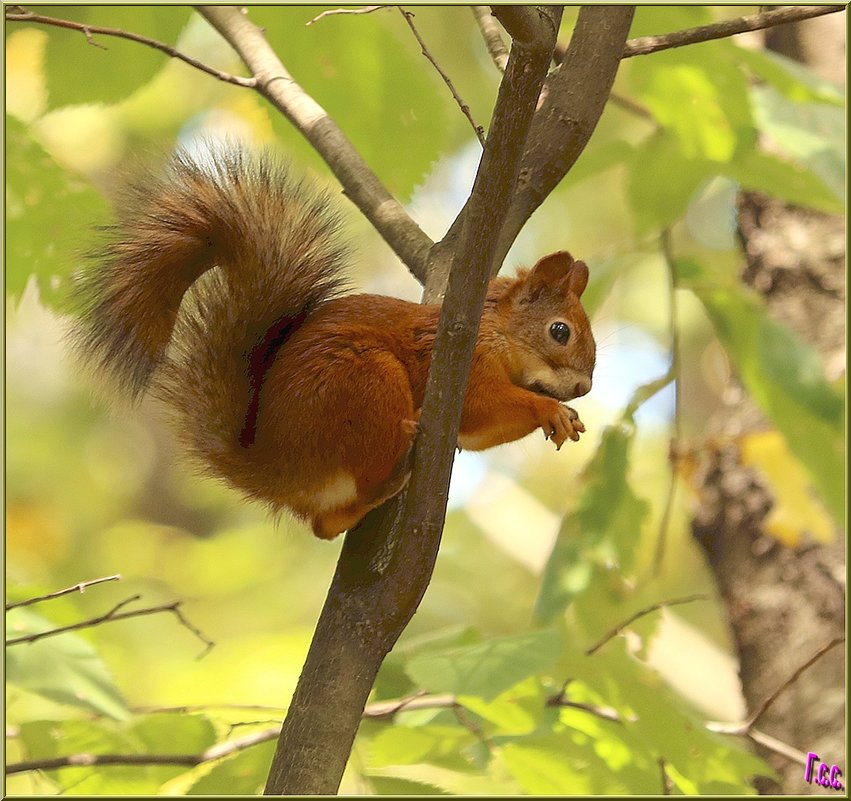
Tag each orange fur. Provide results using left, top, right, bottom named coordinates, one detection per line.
left=72, top=147, right=596, bottom=539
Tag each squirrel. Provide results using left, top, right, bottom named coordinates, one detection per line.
left=72, top=146, right=596, bottom=540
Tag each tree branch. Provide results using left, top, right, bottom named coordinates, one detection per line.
left=471, top=6, right=509, bottom=73
left=5, top=594, right=214, bottom=658
left=305, top=6, right=383, bottom=27
left=743, top=637, right=845, bottom=730
left=262, top=7, right=563, bottom=794
left=10, top=680, right=816, bottom=776
left=3, top=6, right=257, bottom=88
left=584, top=594, right=709, bottom=656
left=196, top=5, right=434, bottom=285
left=5, top=575, right=121, bottom=611
left=430, top=6, right=635, bottom=293
left=623, top=5, right=846, bottom=59
left=399, top=8, right=485, bottom=147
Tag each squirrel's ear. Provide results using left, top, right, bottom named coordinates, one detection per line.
left=530, top=251, right=574, bottom=285
left=568, top=260, right=589, bottom=297
left=529, top=251, right=589, bottom=297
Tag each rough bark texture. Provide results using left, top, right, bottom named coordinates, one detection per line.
left=692, top=14, right=845, bottom=794
left=263, top=7, right=566, bottom=793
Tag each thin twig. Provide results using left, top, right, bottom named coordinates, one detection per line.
left=608, top=92, right=655, bottom=121
left=585, top=594, right=710, bottom=656
left=4, top=7, right=257, bottom=88
left=472, top=6, right=508, bottom=73
left=306, top=6, right=382, bottom=26
left=5, top=594, right=215, bottom=657
left=744, top=637, right=845, bottom=730
left=746, top=729, right=809, bottom=766
left=6, top=725, right=280, bottom=775
left=654, top=228, right=684, bottom=576
left=623, top=5, right=845, bottom=59
left=659, top=757, right=672, bottom=794
left=5, top=575, right=121, bottom=611
left=399, top=8, right=485, bottom=147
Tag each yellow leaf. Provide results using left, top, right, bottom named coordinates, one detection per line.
left=740, top=430, right=834, bottom=546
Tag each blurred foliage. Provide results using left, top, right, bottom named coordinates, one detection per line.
left=5, top=5, right=843, bottom=796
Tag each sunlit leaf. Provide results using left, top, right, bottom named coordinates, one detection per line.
left=35, top=6, right=192, bottom=107
left=535, top=423, right=649, bottom=623
left=749, top=84, right=845, bottom=203
left=6, top=608, right=129, bottom=720
left=365, top=763, right=513, bottom=795
left=626, top=131, right=715, bottom=233
left=5, top=115, right=109, bottom=307
left=677, top=257, right=844, bottom=521
left=185, top=740, right=274, bottom=795
left=250, top=6, right=452, bottom=199
left=740, top=430, right=835, bottom=545
left=726, top=149, right=842, bottom=214
left=405, top=628, right=562, bottom=701
left=735, top=47, right=844, bottom=106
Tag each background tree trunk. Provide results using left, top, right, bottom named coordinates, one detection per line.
left=693, top=12, right=845, bottom=794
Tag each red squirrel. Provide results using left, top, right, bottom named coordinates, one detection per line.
left=73, top=147, right=596, bottom=539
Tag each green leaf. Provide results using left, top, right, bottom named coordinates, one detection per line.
left=500, top=730, right=657, bottom=795
left=5, top=115, right=109, bottom=307
left=735, top=47, right=844, bottom=106
left=36, top=6, right=192, bottom=107
left=6, top=608, right=129, bottom=720
left=369, top=775, right=449, bottom=795
left=185, top=740, right=274, bottom=795
left=404, top=628, right=562, bottom=701
left=726, top=149, right=842, bottom=215
left=366, top=764, right=514, bottom=795
left=628, top=43, right=754, bottom=163
left=131, top=713, right=216, bottom=756
left=16, top=718, right=195, bottom=795
left=626, top=131, right=715, bottom=233
left=678, top=256, right=844, bottom=521
left=250, top=6, right=451, bottom=199
left=749, top=84, right=845, bottom=203
left=535, top=423, right=649, bottom=623
left=566, top=140, right=633, bottom=187
left=368, top=724, right=474, bottom=770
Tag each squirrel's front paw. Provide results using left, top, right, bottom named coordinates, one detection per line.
left=540, top=403, right=584, bottom=450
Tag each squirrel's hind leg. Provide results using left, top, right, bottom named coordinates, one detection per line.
left=311, top=352, right=420, bottom=539
left=311, top=413, right=418, bottom=540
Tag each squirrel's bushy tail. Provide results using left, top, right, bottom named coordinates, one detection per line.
left=73, top=145, right=347, bottom=493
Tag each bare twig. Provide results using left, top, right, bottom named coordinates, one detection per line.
left=653, top=228, right=684, bottom=576
left=585, top=594, right=710, bottom=656
left=306, top=6, right=382, bottom=26
left=472, top=6, right=508, bottom=73
left=399, top=8, right=485, bottom=147
left=659, top=757, right=672, bottom=794
left=197, top=5, right=434, bottom=285
left=6, top=725, right=279, bottom=775
left=5, top=594, right=214, bottom=657
left=744, top=637, right=845, bottom=730
left=5, top=575, right=121, bottom=611
left=4, top=6, right=257, bottom=88
left=623, top=5, right=846, bottom=59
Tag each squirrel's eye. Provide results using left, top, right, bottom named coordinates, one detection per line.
left=549, top=321, right=571, bottom=345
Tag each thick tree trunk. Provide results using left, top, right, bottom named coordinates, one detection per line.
left=693, top=15, right=845, bottom=794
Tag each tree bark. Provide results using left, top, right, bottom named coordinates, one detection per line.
left=264, top=6, right=567, bottom=793
left=693, top=14, right=845, bottom=794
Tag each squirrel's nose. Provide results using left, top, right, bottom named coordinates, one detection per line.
left=573, top=378, right=591, bottom=398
